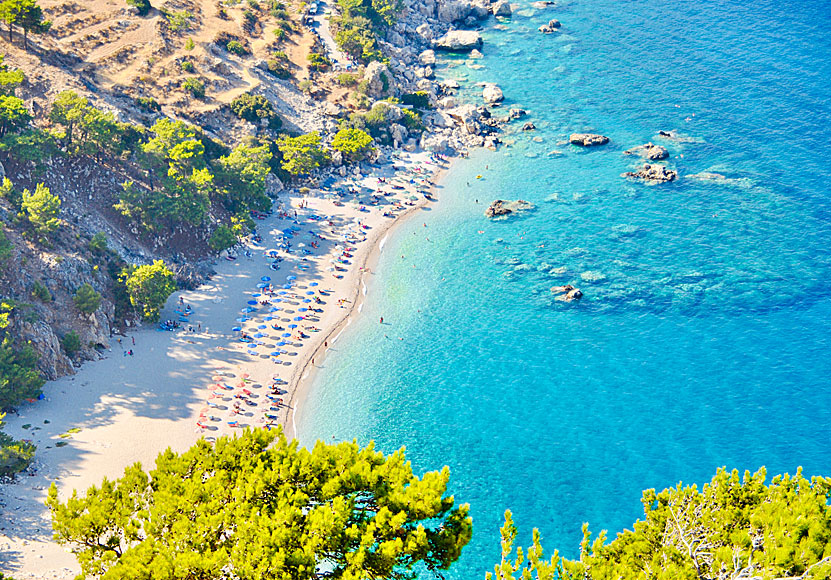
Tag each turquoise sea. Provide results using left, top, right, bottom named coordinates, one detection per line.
left=299, top=0, right=831, bottom=576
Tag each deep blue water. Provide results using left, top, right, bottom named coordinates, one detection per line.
left=299, top=0, right=831, bottom=576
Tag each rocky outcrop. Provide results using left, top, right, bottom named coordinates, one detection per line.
left=624, top=142, right=668, bottom=160
left=482, top=83, right=504, bottom=103
left=551, top=285, right=583, bottom=302
left=622, top=164, right=678, bottom=182
left=539, top=19, right=561, bottom=33
left=485, top=199, right=534, bottom=218
left=17, top=320, right=74, bottom=380
left=362, top=61, right=395, bottom=98
left=570, top=133, right=609, bottom=147
left=493, top=1, right=512, bottom=16
left=435, top=30, right=483, bottom=52
left=418, top=49, right=436, bottom=65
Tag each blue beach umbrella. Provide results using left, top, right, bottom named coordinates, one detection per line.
left=257, top=283, right=268, bottom=288
left=247, top=300, right=258, bottom=305
left=270, top=307, right=280, bottom=312
left=293, top=316, right=304, bottom=321
left=310, top=282, right=318, bottom=287
left=306, top=291, right=315, bottom=295
left=232, top=327, right=241, bottom=332
left=251, top=293, right=261, bottom=297
left=271, top=351, right=281, bottom=356
left=298, top=308, right=308, bottom=312
left=265, top=316, right=273, bottom=321
left=254, top=333, right=266, bottom=338
left=279, top=291, right=288, bottom=295
left=258, top=324, right=267, bottom=329
left=288, top=324, right=297, bottom=329
left=283, top=284, right=292, bottom=289
left=287, top=275, right=297, bottom=280
left=261, top=276, right=271, bottom=281
left=302, top=299, right=312, bottom=303
left=276, top=341, right=286, bottom=346
left=282, top=333, right=291, bottom=337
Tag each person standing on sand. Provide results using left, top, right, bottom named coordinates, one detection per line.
left=380, top=317, right=384, bottom=324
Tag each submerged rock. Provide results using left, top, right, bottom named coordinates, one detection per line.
left=485, top=199, right=535, bottom=218
left=623, top=142, right=668, bottom=160
left=551, top=284, right=583, bottom=301
left=482, top=83, right=504, bottom=103
left=570, top=133, right=609, bottom=147
left=539, top=19, right=561, bottom=33
left=522, top=122, right=536, bottom=131
left=435, top=30, right=484, bottom=52
left=622, top=163, right=678, bottom=182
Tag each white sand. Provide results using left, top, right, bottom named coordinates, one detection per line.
left=0, top=150, right=450, bottom=579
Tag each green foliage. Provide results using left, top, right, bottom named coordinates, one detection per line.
left=216, top=142, right=273, bottom=213
left=182, top=76, right=205, bottom=99
left=88, top=232, right=108, bottom=254
left=73, top=283, right=102, bottom=315
left=161, top=8, right=191, bottom=32
left=491, top=468, right=831, bottom=580
left=180, top=59, right=195, bottom=72
left=229, top=93, right=282, bottom=130
left=0, top=422, right=36, bottom=476
left=336, top=72, right=358, bottom=87
left=0, top=301, right=45, bottom=410
left=135, top=96, right=160, bottom=113
left=334, top=21, right=381, bottom=61
left=60, top=330, right=81, bottom=357
left=208, top=224, right=238, bottom=252
left=276, top=131, right=330, bottom=176
left=0, top=54, right=24, bottom=96
left=184, top=37, right=195, bottom=50
left=0, top=0, right=51, bottom=49
left=307, top=52, right=331, bottom=71
left=401, top=91, right=430, bottom=109
left=30, top=280, right=51, bottom=302
left=49, top=91, right=138, bottom=158
left=332, top=126, right=374, bottom=161
left=0, top=226, right=11, bottom=261
left=227, top=40, right=249, bottom=56
left=126, top=0, right=152, bottom=16
left=265, top=50, right=291, bottom=79
left=400, top=108, right=423, bottom=133
left=0, top=94, right=31, bottom=137
left=331, top=0, right=400, bottom=61
left=47, top=427, right=472, bottom=579
left=21, top=182, right=60, bottom=239
left=0, top=176, right=16, bottom=209
left=123, top=260, right=176, bottom=322
left=0, top=128, right=59, bottom=162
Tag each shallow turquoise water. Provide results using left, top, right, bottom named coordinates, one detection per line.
left=299, top=0, right=831, bottom=575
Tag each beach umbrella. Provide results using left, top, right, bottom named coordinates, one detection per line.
left=288, top=324, right=298, bottom=329
left=232, top=327, right=242, bottom=332
left=271, top=351, right=281, bottom=356
left=306, top=291, right=315, bottom=295
left=310, top=282, right=318, bottom=287
left=287, top=275, right=297, bottom=280
left=261, top=276, right=271, bottom=281
left=282, top=333, right=292, bottom=337
left=278, top=290, right=288, bottom=295
left=293, top=316, right=304, bottom=321
left=257, top=283, right=268, bottom=288
left=247, top=300, right=258, bottom=305
left=276, top=341, right=286, bottom=346
left=251, top=293, right=261, bottom=297
left=254, top=333, right=266, bottom=338
left=270, top=307, right=280, bottom=312
left=303, top=299, right=312, bottom=303
left=248, top=350, right=258, bottom=355
left=298, top=308, right=308, bottom=312
left=258, top=324, right=267, bottom=329
left=265, top=316, right=273, bottom=321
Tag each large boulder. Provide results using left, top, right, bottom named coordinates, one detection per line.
left=419, top=49, right=437, bottom=65
left=362, top=61, right=394, bottom=98
left=624, top=142, right=669, bottom=160
left=485, top=199, right=534, bottom=218
left=482, top=83, right=504, bottom=103
left=435, top=30, right=483, bottom=52
left=438, top=0, right=472, bottom=23
left=622, top=163, right=678, bottom=182
left=569, top=133, right=609, bottom=147
left=493, top=0, right=512, bottom=16
left=420, top=132, right=450, bottom=153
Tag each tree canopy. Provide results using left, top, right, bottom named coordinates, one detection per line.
left=489, top=467, right=831, bottom=580
left=276, top=131, right=330, bottom=176
left=332, top=127, right=374, bottom=162
left=73, top=283, right=102, bottom=315
left=123, top=260, right=176, bottom=322
left=21, top=182, right=60, bottom=239
left=0, top=0, right=51, bottom=47
left=47, top=427, right=472, bottom=580
left=0, top=94, right=31, bottom=137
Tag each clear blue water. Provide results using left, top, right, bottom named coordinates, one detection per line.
left=299, top=0, right=831, bottom=576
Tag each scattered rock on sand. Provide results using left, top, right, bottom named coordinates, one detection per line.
left=622, top=163, right=678, bottom=182
left=551, top=284, right=583, bottom=301
left=435, top=30, right=484, bottom=52
left=482, top=83, right=504, bottom=103
left=485, top=199, right=535, bottom=218
left=624, top=142, right=668, bottom=160
left=569, top=133, right=609, bottom=147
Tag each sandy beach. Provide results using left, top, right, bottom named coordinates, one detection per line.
left=0, top=149, right=451, bottom=579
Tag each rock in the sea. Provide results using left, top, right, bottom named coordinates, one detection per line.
left=522, top=122, right=536, bottom=131
left=485, top=199, right=534, bottom=218
left=569, top=133, right=609, bottom=147
left=435, top=30, right=483, bottom=52
left=539, top=19, right=561, bottom=33
left=624, top=142, right=668, bottom=160
left=622, top=163, right=678, bottom=182
left=507, top=108, right=527, bottom=120
left=551, top=285, right=583, bottom=302
left=482, top=83, right=504, bottom=103
left=493, top=0, right=512, bottom=16
left=533, top=0, right=556, bottom=7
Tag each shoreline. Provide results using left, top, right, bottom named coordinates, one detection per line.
left=281, top=160, right=453, bottom=439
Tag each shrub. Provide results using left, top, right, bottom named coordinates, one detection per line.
left=401, top=91, right=430, bottom=109
left=0, top=429, right=36, bottom=477
left=21, top=183, right=61, bottom=239
left=184, top=37, right=195, bottom=50
left=332, top=127, right=374, bottom=162
left=180, top=60, right=195, bottom=73
left=226, top=40, right=248, bottom=56
left=336, top=72, right=358, bottom=87
left=126, top=0, right=152, bottom=16
left=213, top=33, right=249, bottom=54
left=307, top=52, right=331, bottom=71
left=31, top=281, right=51, bottom=302
left=209, top=225, right=238, bottom=252
left=61, top=331, right=81, bottom=357
left=182, top=77, right=205, bottom=99
left=266, top=52, right=291, bottom=79
left=135, top=96, right=161, bottom=113
left=162, top=9, right=192, bottom=32
left=0, top=227, right=11, bottom=261
left=229, top=93, right=282, bottom=129
left=73, top=283, right=102, bottom=315
left=88, top=232, right=108, bottom=254
left=276, top=131, right=330, bottom=176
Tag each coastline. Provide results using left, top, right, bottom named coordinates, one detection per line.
left=281, top=160, right=453, bottom=439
